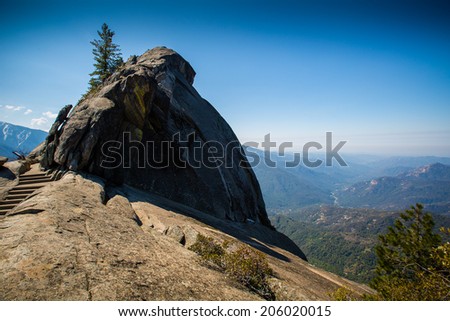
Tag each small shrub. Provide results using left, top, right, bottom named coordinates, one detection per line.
left=224, top=244, right=275, bottom=300
left=188, top=234, right=276, bottom=300
left=328, top=287, right=358, bottom=301
left=188, top=234, right=225, bottom=268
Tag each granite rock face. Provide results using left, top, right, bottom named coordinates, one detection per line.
left=41, top=47, right=270, bottom=226
left=1, top=171, right=372, bottom=300
left=0, top=173, right=260, bottom=300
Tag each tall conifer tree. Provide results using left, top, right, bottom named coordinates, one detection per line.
left=89, top=23, right=123, bottom=89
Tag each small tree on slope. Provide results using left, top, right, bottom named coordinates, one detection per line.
left=89, top=23, right=123, bottom=90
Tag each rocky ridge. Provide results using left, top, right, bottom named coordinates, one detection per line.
left=0, top=170, right=371, bottom=300
left=40, top=47, right=270, bottom=227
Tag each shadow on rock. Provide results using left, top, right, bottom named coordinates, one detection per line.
left=106, top=182, right=307, bottom=262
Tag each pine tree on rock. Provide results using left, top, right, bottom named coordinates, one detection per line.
left=89, top=23, right=123, bottom=90
left=371, top=203, right=447, bottom=300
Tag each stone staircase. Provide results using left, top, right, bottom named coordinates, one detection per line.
left=0, top=168, right=54, bottom=216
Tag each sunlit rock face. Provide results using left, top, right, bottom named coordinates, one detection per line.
left=41, top=47, right=271, bottom=227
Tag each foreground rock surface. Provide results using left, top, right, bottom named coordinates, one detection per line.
left=40, top=47, right=270, bottom=227
left=0, top=172, right=371, bottom=300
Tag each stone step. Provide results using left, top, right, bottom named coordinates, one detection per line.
left=5, top=193, right=32, bottom=200
left=8, top=189, right=36, bottom=195
left=20, top=171, right=49, bottom=176
left=19, top=173, right=51, bottom=179
left=20, top=172, right=49, bottom=177
left=0, top=203, right=17, bottom=211
left=1, top=199, right=25, bottom=205
left=9, top=184, right=47, bottom=191
left=18, top=178, right=53, bottom=185
left=1, top=166, right=57, bottom=215
left=5, top=194, right=31, bottom=201
left=19, top=175, right=49, bottom=181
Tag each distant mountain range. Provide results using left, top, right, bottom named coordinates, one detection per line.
left=335, top=163, right=450, bottom=215
left=251, top=163, right=333, bottom=210
left=246, top=147, right=450, bottom=215
left=0, top=121, right=47, bottom=159
left=246, top=147, right=335, bottom=212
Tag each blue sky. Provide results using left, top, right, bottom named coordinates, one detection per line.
left=1, top=0, right=449, bottom=156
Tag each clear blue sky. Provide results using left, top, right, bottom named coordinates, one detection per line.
left=1, top=0, right=449, bottom=156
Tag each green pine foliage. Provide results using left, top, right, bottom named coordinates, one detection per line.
left=371, top=203, right=449, bottom=300
left=89, top=23, right=123, bottom=90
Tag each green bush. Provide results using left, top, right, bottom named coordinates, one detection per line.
left=188, top=234, right=275, bottom=300
left=371, top=204, right=449, bottom=300
left=224, top=244, right=275, bottom=300
left=328, top=287, right=358, bottom=301
left=188, top=234, right=225, bottom=268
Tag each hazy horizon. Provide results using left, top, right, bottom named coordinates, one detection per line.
left=1, top=0, right=449, bottom=157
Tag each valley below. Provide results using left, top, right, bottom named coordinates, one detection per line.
left=251, top=150, right=450, bottom=283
